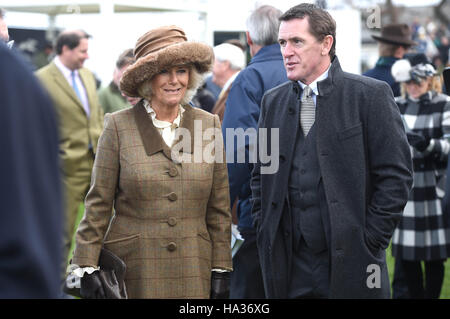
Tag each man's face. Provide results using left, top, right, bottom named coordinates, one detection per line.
left=211, top=59, right=229, bottom=88
left=113, top=64, right=129, bottom=87
left=63, top=38, right=89, bottom=70
left=278, top=18, right=330, bottom=84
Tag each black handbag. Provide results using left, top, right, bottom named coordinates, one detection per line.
left=64, top=247, right=128, bottom=299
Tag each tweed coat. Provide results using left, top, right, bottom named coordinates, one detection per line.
left=72, top=101, right=232, bottom=298
left=35, top=61, right=104, bottom=177
left=250, top=57, right=413, bottom=299
left=392, top=91, right=450, bottom=261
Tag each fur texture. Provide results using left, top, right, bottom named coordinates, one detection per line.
left=120, top=41, right=214, bottom=98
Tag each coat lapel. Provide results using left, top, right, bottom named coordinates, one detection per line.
left=133, top=101, right=196, bottom=160
left=48, top=62, right=85, bottom=113
left=281, top=82, right=301, bottom=165
left=79, top=68, right=94, bottom=114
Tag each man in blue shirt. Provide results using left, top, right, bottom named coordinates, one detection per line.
left=222, top=5, right=288, bottom=298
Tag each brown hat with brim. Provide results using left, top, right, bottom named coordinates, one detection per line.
left=120, top=25, right=214, bottom=97
left=371, top=23, right=417, bottom=47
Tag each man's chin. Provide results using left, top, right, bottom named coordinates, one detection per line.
left=287, top=73, right=300, bottom=82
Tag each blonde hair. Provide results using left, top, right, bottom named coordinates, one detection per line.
left=137, top=64, right=205, bottom=105
left=400, top=75, right=442, bottom=97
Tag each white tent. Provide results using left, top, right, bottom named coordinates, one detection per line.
left=2, top=0, right=212, bottom=84
left=2, top=0, right=361, bottom=84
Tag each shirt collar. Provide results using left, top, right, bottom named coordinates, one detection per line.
left=54, top=56, right=78, bottom=79
left=143, top=99, right=185, bottom=129
left=298, top=63, right=332, bottom=96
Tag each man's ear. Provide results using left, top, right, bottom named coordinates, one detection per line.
left=321, top=35, right=333, bottom=56
left=62, top=44, right=74, bottom=56
left=246, top=31, right=253, bottom=47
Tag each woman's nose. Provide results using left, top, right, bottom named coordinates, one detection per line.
left=168, top=70, right=178, bottom=84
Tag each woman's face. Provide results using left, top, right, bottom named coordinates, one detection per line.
left=405, top=77, right=431, bottom=99
left=150, top=65, right=190, bottom=108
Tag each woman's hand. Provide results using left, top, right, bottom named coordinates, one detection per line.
left=80, top=271, right=106, bottom=299
left=210, top=271, right=230, bottom=299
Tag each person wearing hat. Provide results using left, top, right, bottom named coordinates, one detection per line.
left=69, top=26, right=232, bottom=299
left=391, top=53, right=450, bottom=298
left=364, top=23, right=417, bottom=97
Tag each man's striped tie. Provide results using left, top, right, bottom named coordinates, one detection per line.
left=300, top=85, right=315, bottom=136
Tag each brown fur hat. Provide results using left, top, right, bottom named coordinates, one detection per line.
left=120, top=25, right=214, bottom=97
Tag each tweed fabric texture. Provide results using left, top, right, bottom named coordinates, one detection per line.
left=392, top=91, right=450, bottom=261
left=72, top=102, right=232, bottom=298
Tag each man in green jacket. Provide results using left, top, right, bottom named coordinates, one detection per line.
left=36, top=30, right=104, bottom=262
left=98, top=48, right=136, bottom=114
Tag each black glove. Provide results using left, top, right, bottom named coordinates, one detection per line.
left=80, top=271, right=106, bottom=299
left=406, top=131, right=430, bottom=152
left=210, top=271, right=230, bottom=299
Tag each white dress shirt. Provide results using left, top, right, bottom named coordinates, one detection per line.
left=54, top=56, right=91, bottom=117
left=298, top=63, right=332, bottom=105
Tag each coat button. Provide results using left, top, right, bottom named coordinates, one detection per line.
left=271, top=201, right=277, bottom=208
left=168, top=192, right=177, bottom=201
left=168, top=217, right=177, bottom=226
left=279, top=155, right=285, bottom=163
left=288, top=108, right=295, bottom=114
left=168, top=167, right=178, bottom=177
left=167, top=242, right=177, bottom=251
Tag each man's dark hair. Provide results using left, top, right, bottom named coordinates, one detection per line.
left=116, top=48, right=134, bottom=69
left=279, top=3, right=336, bottom=58
left=55, top=30, right=90, bottom=55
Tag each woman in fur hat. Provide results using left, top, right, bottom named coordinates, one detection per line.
left=391, top=53, right=450, bottom=298
left=69, top=26, right=232, bottom=299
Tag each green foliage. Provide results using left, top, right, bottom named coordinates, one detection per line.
left=386, top=242, right=450, bottom=299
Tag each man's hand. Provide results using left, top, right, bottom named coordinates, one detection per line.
left=406, top=131, right=430, bottom=152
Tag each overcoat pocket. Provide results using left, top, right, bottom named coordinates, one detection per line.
left=338, top=123, right=363, bottom=141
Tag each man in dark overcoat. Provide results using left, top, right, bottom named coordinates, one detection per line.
left=0, top=41, right=63, bottom=298
left=250, top=3, right=413, bottom=299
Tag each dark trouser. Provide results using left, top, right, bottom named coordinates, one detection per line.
left=288, top=236, right=330, bottom=299
left=230, top=230, right=266, bottom=299
left=392, top=257, right=410, bottom=299
left=402, top=259, right=445, bottom=299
